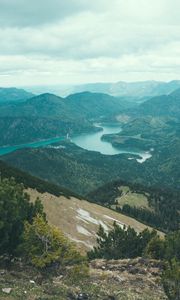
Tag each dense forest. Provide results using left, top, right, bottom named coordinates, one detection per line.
left=88, top=180, right=180, bottom=232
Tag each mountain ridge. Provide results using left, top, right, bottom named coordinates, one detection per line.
left=0, top=87, right=34, bottom=103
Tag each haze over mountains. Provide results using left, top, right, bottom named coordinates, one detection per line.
left=0, top=83, right=179, bottom=233
left=0, top=87, right=34, bottom=103
left=26, top=80, right=180, bottom=99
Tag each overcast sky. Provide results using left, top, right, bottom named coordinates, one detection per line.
left=0, top=0, right=180, bottom=86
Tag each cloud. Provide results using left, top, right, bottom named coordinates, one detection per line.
left=0, top=12, right=179, bottom=59
left=0, top=0, right=180, bottom=86
left=0, top=0, right=92, bottom=27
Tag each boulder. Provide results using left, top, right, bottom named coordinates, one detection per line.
left=2, top=287, right=12, bottom=294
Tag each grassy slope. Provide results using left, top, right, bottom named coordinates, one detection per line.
left=115, top=186, right=150, bottom=210
left=27, top=188, right=163, bottom=254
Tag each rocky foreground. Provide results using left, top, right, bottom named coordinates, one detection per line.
left=0, top=258, right=167, bottom=299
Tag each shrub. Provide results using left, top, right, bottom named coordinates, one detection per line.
left=162, top=259, right=180, bottom=300
left=22, top=215, right=84, bottom=269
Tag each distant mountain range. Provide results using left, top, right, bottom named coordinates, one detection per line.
left=71, top=80, right=180, bottom=99
left=0, top=87, right=34, bottom=103
left=26, top=80, right=180, bottom=99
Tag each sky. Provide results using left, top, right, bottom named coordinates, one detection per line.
left=0, top=0, right=180, bottom=87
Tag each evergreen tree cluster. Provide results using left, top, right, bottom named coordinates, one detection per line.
left=119, top=200, right=179, bottom=232
left=0, top=177, right=44, bottom=256
left=88, top=180, right=180, bottom=232
left=0, top=177, right=84, bottom=271
left=88, top=223, right=180, bottom=300
left=147, top=231, right=180, bottom=300
left=88, top=223, right=157, bottom=260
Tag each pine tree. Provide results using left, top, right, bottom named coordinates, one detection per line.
left=0, top=178, right=43, bottom=256
left=22, top=215, right=83, bottom=269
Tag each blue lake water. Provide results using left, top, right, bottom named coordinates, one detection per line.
left=71, top=124, right=152, bottom=162
left=0, top=137, right=65, bottom=156
left=0, top=124, right=152, bottom=162
left=71, top=124, right=123, bottom=155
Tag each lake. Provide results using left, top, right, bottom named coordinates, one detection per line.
left=71, top=124, right=123, bottom=155
left=71, top=124, right=152, bottom=163
left=0, top=124, right=152, bottom=163
left=0, top=137, right=65, bottom=156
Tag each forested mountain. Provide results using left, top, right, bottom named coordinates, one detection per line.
left=0, top=160, right=81, bottom=198
left=0, top=86, right=179, bottom=300
left=0, top=87, right=34, bottom=103
left=0, top=91, right=130, bottom=146
left=138, top=88, right=180, bottom=117
left=65, top=91, right=133, bottom=119
left=0, top=87, right=179, bottom=232
left=101, top=89, right=180, bottom=191
left=2, top=140, right=179, bottom=232
left=0, top=91, right=131, bottom=119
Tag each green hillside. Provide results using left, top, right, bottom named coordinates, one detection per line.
left=0, top=87, right=34, bottom=103
left=0, top=160, right=82, bottom=199
left=138, top=88, right=180, bottom=117
left=0, top=91, right=129, bottom=146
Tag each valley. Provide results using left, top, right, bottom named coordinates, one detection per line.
left=0, top=91, right=132, bottom=146
left=0, top=86, right=179, bottom=235
left=0, top=84, right=179, bottom=300
left=0, top=123, right=152, bottom=161
left=1, top=1, right=180, bottom=298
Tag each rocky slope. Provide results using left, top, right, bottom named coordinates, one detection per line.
left=0, top=258, right=166, bottom=299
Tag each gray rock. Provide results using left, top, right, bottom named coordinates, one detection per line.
left=77, top=293, right=89, bottom=299
left=30, top=280, right=35, bottom=284
left=2, top=287, right=12, bottom=294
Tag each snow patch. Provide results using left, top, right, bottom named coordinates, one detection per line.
left=76, top=208, right=110, bottom=231
left=68, top=236, right=93, bottom=249
left=76, top=216, right=89, bottom=224
left=99, top=220, right=109, bottom=231
left=104, top=215, right=124, bottom=229
left=77, top=208, right=99, bottom=225
left=76, top=225, right=92, bottom=236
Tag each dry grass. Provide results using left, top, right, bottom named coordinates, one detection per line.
left=115, top=186, right=151, bottom=210
left=27, top=188, right=163, bottom=253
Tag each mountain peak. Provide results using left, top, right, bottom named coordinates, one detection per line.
left=27, top=92, right=64, bottom=104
